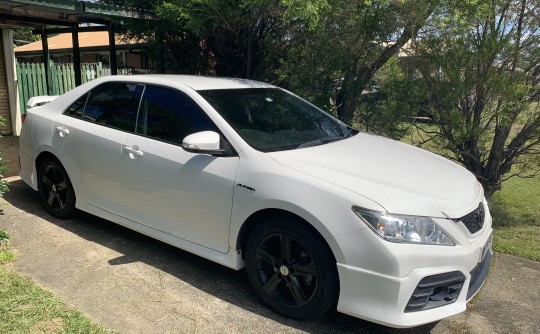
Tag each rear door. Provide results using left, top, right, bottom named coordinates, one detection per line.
left=53, top=82, right=143, bottom=216
left=122, top=85, right=239, bottom=253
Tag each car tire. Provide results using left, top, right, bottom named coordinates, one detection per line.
left=245, top=215, right=339, bottom=320
left=38, top=158, right=76, bottom=219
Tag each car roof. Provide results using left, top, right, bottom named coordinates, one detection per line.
left=97, top=74, right=276, bottom=91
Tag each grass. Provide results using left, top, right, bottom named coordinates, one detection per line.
left=0, top=230, right=111, bottom=334
left=489, top=175, right=540, bottom=261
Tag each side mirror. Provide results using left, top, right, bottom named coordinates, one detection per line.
left=182, top=131, right=225, bottom=156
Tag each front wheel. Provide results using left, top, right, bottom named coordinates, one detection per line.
left=245, top=216, right=339, bottom=320
left=38, top=158, right=76, bottom=219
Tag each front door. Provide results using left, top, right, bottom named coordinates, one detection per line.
left=122, top=85, right=239, bottom=253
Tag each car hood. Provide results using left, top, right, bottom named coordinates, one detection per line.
left=268, top=132, right=483, bottom=218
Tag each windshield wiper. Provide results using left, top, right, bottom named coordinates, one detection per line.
left=297, top=127, right=358, bottom=149
left=343, top=126, right=358, bottom=138
left=297, top=136, right=345, bottom=149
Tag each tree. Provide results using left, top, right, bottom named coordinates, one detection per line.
left=403, top=0, right=540, bottom=198
left=154, top=0, right=287, bottom=78
left=106, top=0, right=317, bottom=78
left=12, top=27, right=39, bottom=46
left=108, top=0, right=433, bottom=130
left=276, top=0, right=437, bottom=125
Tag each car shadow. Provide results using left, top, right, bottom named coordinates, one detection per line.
left=3, top=178, right=438, bottom=334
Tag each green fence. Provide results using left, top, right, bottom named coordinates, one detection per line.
left=16, top=62, right=103, bottom=114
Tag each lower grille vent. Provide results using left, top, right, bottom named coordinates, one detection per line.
left=405, top=271, right=465, bottom=312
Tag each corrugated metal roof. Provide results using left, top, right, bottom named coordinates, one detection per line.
left=0, top=0, right=154, bottom=28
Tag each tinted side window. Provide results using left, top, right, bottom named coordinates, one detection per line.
left=64, top=93, right=88, bottom=118
left=83, top=82, right=143, bottom=132
left=137, top=85, right=218, bottom=144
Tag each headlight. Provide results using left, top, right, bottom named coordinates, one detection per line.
left=352, top=206, right=454, bottom=246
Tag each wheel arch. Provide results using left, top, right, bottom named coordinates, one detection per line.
left=35, top=151, right=62, bottom=184
left=236, top=208, right=339, bottom=264
left=34, top=151, right=75, bottom=196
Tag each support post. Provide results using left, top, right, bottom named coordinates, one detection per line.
left=40, top=26, right=51, bottom=94
left=71, top=25, right=82, bottom=86
left=108, top=23, right=117, bottom=75
left=155, top=29, right=165, bottom=73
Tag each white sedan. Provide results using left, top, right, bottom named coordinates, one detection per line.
left=19, top=75, right=492, bottom=328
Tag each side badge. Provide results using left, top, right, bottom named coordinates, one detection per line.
left=236, top=183, right=256, bottom=192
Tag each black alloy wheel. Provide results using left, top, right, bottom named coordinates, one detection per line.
left=245, top=216, right=339, bottom=320
left=39, top=158, right=76, bottom=219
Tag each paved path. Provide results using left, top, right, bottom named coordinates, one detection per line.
left=1, top=176, right=539, bottom=334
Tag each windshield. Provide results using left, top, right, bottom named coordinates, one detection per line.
left=198, top=88, right=356, bottom=152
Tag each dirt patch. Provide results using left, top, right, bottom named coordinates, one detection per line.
left=0, top=136, right=19, bottom=177
left=30, top=318, right=65, bottom=334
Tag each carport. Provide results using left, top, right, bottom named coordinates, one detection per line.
left=0, top=0, right=155, bottom=135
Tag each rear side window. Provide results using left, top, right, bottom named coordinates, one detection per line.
left=82, top=82, right=143, bottom=132
left=136, top=85, right=218, bottom=144
left=64, top=93, right=89, bottom=118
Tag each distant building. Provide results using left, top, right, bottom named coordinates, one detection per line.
left=15, top=31, right=151, bottom=69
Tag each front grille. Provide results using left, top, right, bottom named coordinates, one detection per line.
left=453, top=203, right=485, bottom=234
left=405, top=271, right=465, bottom=312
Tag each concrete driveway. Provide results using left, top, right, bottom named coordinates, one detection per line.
left=1, top=176, right=539, bottom=334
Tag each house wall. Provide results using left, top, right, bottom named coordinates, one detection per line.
left=125, top=52, right=143, bottom=68
left=81, top=53, right=97, bottom=63
left=16, top=55, right=42, bottom=63
left=0, top=29, right=13, bottom=135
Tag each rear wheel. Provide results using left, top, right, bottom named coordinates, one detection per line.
left=245, top=216, right=339, bottom=320
left=38, top=158, right=76, bottom=219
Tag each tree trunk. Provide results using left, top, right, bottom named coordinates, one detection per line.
left=335, top=6, right=433, bottom=124
left=245, top=31, right=253, bottom=79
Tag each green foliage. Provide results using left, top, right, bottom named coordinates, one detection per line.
left=0, top=161, right=7, bottom=196
left=276, top=0, right=438, bottom=128
left=353, top=57, right=427, bottom=139
left=0, top=117, right=9, bottom=198
left=12, top=27, right=40, bottom=46
left=389, top=0, right=540, bottom=198
left=0, top=249, right=15, bottom=266
left=280, top=0, right=330, bottom=27
left=0, top=230, right=15, bottom=265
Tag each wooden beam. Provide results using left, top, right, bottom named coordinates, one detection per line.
left=0, top=13, right=78, bottom=27
left=108, top=23, right=117, bottom=75
left=71, top=25, right=82, bottom=86
left=155, top=29, right=165, bottom=74
left=32, top=25, right=114, bottom=35
left=40, top=26, right=51, bottom=95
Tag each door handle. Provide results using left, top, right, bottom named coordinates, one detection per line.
left=56, top=126, right=70, bottom=137
left=124, top=146, right=144, bottom=159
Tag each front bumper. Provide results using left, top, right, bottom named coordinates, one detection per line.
left=336, top=248, right=492, bottom=328
left=330, top=209, right=493, bottom=329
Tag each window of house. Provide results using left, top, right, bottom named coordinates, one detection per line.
left=98, top=54, right=110, bottom=67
